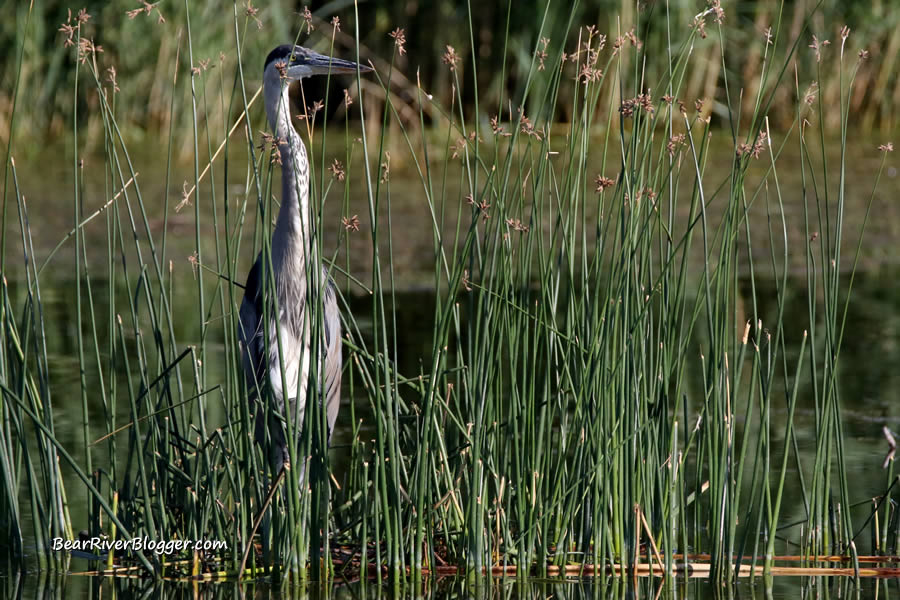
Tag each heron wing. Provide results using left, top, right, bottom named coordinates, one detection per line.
left=238, top=254, right=266, bottom=399
left=322, top=277, right=343, bottom=442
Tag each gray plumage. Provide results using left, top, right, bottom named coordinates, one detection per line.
left=238, top=45, right=370, bottom=474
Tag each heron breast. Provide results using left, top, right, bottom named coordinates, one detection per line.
left=266, top=320, right=311, bottom=406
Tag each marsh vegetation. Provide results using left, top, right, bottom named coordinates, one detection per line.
left=2, top=0, right=900, bottom=586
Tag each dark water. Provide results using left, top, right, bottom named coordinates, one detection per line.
left=4, top=132, right=900, bottom=592
left=4, top=569, right=899, bottom=599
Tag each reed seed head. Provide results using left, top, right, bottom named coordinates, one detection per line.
left=175, top=181, right=192, bottom=212
left=536, top=37, right=550, bottom=71
left=342, top=215, right=360, bottom=232
left=709, top=0, right=725, bottom=24
left=667, top=134, right=685, bottom=157
left=390, top=28, right=407, bottom=56
left=301, top=6, right=314, bottom=33
left=127, top=1, right=165, bottom=23
left=594, top=175, right=615, bottom=192
left=380, top=152, right=391, bottom=183
left=442, top=45, right=460, bottom=71
left=809, top=35, right=830, bottom=62
left=505, top=218, right=529, bottom=233
left=329, top=158, right=345, bottom=181
left=106, top=66, right=119, bottom=93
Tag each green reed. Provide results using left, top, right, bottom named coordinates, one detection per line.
left=0, top=0, right=893, bottom=585
left=4, top=1, right=900, bottom=148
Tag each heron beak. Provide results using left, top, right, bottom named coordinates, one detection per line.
left=291, top=50, right=373, bottom=77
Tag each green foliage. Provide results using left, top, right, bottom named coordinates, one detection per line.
left=2, top=0, right=900, bottom=149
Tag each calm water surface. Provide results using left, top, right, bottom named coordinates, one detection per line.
left=4, top=131, right=900, bottom=592
left=5, top=570, right=900, bottom=599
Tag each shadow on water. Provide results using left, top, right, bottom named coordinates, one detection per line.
left=5, top=263, right=900, bottom=560
left=3, top=569, right=899, bottom=600
left=5, top=130, right=900, bottom=581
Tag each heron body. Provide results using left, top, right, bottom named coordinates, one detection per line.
left=238, top=45, right=370, bottom=474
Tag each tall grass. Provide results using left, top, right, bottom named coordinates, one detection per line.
left=1, top=0, right=895, bottom=584
left=2, top=0, right=899, bottom=150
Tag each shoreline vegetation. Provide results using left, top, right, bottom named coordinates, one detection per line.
left=2, top=0, right=899, bottom=585
left=2, top=0, right=900, bottom=151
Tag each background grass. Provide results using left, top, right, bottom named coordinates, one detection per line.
left=2, top=0, right=900, bottom=152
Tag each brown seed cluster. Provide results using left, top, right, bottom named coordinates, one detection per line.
left=691, top=2, right=725, bottom=40
left=736, top=131, right=768, bottom=159
left=804, top=81, right=818, bottom=106
left=77, top=38, right=103, bottom=65
left=188, top=251, right=199, bottom=276
left=579, top=61, right=603, bottom=84
left=126, top=2, right=165, bottom=23
left=59, top=24, right=77, bottom=47
left=632, top=187, right=657, bottom=204
left=506, top=218, right=529, bottom=233
left=243, top=2, right=260, bottom=29
left=465, top=194, right=490, bottom=220
left=462, top=269, right=472, bottom=292
left=666, top=134, right=685, bottom=157
left=258, top=132, right=285, bottom=165
left=536, top=37, right=550, bottom=71
left=620, top=93, right=654, bottom=118
left=594, top=175, right=616, bottom=193
left=390, top=28, right=407, bottom=56
left=451, top=137, right=467, bottom=159
left=490, top=115, right=510, bottom=137
left=662, top=95, right=687, bottom=115
left=709, top=0, right=725, bottom=24
left=519, top=115, right=542, bottom=140
left=176, top=181, right=192, bottom=213
left=106, top=66, right=120, bottom=93
left=442, top=45, right=460, bottom=71
left=191, top=58, right=213, bottom=76
left=613, top=28, right=641, bottom=54
left=59, top=9, right=94, bottom=50
left=809, top=35, right=830, bottom=63
left=380, top=152, right=391, bottom=183
left=342, top=215, right=360, bottom=232
left=692, top=15, right=707, bottom=39
left=301, top=6, right=314, bottom=33
left=329, top=159, right=346, bottom=181
left=476, top=198, right=491, bottom=222
left=839, top=25, right=850, bottom=55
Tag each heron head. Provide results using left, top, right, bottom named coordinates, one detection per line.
left=264, top=44, right=373, bottom=81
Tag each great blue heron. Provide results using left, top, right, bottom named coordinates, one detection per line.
left=239, top=45, right=371, bottom=476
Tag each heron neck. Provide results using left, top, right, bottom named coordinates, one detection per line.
left=269, top=85, right=312, bottom=272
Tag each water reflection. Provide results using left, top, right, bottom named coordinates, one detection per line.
left=3, top=569, right=896, bottom=600
left=5, top=131, right=900, bottom=585
left=5, top=265, right=900, bottom=558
